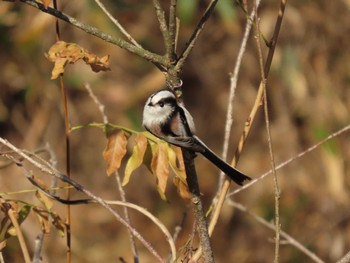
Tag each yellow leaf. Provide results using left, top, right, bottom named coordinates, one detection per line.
left=45, top=41, right=110, bottom=79
left=123, top=133, right=148, bottom=186
left=168, top=145, right=187, bottom=182
left=35, top=190, right=53, bottom=210
left=151, top=142, right=169, bottom=200
left=168, top=145, right=191, bottom=200
left=103, top=130, right=128, bottom=176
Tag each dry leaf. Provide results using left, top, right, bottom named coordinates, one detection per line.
left=103, top=130, right=128, bottom=176
left=41, top=0, right=51, bottom=8
left=50, top=212, right=66, bottom=237
left=33, top=208, right=50, bottom=234
left=173, top=177, right=191, bottom=200
left=168, top=146, right=191, bottom=200
left=35, top=190, right=53, bottom=210
left=123, top=133, right=148, bottom=186
left=168, top=145, right=187, bottom=182
left=45, top=41, right=110, bottom=79
left=151, top=142, right=169, bottom=200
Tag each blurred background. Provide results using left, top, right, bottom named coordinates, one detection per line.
left=0, top=0, right=349, bottom=262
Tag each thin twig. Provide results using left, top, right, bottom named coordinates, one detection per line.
left=85, top=82, right=139, bottom=261
left=253, top=2, right=280, bottom=260
left=20, top=0, right=167, bottom=67
left=218, top=0, right=257, bottom=190
left=51, top=0, right=72, bottom=261
left=231, top=202, right=325, bottom=263
left=228, top=124, right=350, bottom=197
left=115, top=173, right=139, bottom=263
left=32, top=144, right=58, bottom=263
left=93, top=0, right=142, bottom=48
left=2, top=200, right=31, bottom=263
left=152, top=0, right=170, bottom=55
left=33, top=233, right=44, bottom=263
left=336, top=250, right=350, bottom=263
left=193, top=0, right=286, bottom=260
left=83, top=82, right=108, bottom=124
left=176, top=0, right=218, bottom=72
left=168, top=0, right=178, bottom=63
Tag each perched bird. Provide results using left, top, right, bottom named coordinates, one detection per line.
left=142, top=89, right=251, bottom=186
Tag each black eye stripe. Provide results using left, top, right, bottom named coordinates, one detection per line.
left=158, top=97, right=176, bottom=106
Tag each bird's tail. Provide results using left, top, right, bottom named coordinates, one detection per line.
left=193, top=136, right=251, bottom=186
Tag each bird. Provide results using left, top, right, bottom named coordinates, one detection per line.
left=142, top=89, right=251, bottom=186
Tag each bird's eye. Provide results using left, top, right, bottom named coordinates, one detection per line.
left=159, top=102, right=164, bottom=107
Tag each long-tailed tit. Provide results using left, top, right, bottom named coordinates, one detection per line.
left=142, top=89, right=251, bottom=186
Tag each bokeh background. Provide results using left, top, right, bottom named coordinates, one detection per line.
left=0, top=0, right=350, bottom=262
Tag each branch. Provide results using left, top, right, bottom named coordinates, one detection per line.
left=193, top=0, right=287, bottom=260
left=93, top=0, right=143, bottom=48
left=152, top=0, right=170, bottom=55
left=182, top=149, right=214, bottom=263
left=231, top=202, right=325, bottom=263
left=175, top=0, right=218, bottom=72
left=168, top=0, right=178, bottom=63
left=228, top=124, right=350, bottom=197
left=20, top=0, right=167, bottom=67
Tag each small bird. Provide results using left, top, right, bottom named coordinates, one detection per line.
left=142, top=89, right=251, bottom=186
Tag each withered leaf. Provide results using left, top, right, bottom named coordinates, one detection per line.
left=103, top=130, right=128, bottom=176
left=45, top=41, right=110, bottom=79
left=168, top=145, right=187, bottom=182
left=173, top=177, right=191, bottom=200
left=151, top=142, right=169, bottom=200
left=42, top=0, right=52, bottom=8
left=35, top=190, right=53, bottom=210
left=168, top=145, right=191, bottom=200
left=33, top=207, right=50, bottom=234
left=50, top=212, right=65, bottom=237
left=123, top=133, right=148, bottom=186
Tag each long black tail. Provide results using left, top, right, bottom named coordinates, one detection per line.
left=193, top=136, right=251, bottom=186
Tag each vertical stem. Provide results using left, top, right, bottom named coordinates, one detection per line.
left=182, top=149, right=214, bottom=263
left=52, top=1, right=71, bottom=262
left=168, top=0, right=178, bottom=63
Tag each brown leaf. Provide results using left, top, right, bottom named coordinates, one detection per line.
left=42, top=0, right=52, bottom=8
left=50, top=212, right=65, bottom=237
left=45, top=41, right=110, bottom=79
left=123, top=133, right=148, bottom=186
left=151, top=143, right=169, bottom=200
left=168, top=145, right=187, bottom=182
left=103, top=130, right=128, bottom=176
left=84, top=54, right=111, bottom=73
left=173, top=177, right=191, bottom=200
left=168, top=146, right=191, bottom=200
left=33, top=208, right=50, bottom=234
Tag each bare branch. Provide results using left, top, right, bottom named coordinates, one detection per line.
left=93, top=0, right=143, bottom=48
left=152, top=0, right=170, bottom=55
left=20, top=0, right=167, bottom=67
left=182, top=149, right=214, bottom=263
left=176, top=0, right=218, bottom=72
left=253, top=2, right=281, bottom=261
left=228, top=124, right=350, bottom=197
left=168, top=0, right=178, bottom=63
left=336, top=251, right=350, bottom=263
left=231, top=202, right=325, bottom=263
